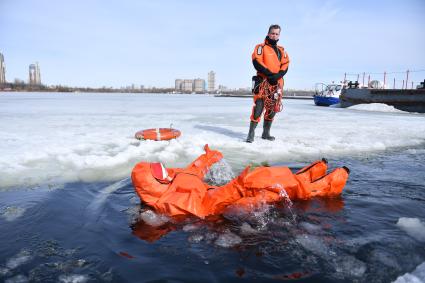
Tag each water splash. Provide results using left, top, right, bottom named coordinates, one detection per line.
left=273, top=184, right=297, bottom=223
left=203, top=159, right=235, bottom=186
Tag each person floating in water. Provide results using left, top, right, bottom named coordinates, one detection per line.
left=246, top=24, right=290, bottom=143
left=132, top=145, right=350, bottom=219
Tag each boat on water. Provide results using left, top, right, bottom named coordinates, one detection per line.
left=314, top=83, right=343, bottom=106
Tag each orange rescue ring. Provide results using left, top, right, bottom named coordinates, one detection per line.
left=135, top=128, right=181, bottom=141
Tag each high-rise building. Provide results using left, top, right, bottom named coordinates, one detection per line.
left=0, top=52, right=6, bottom=84
left=29, top=62, right=41, bottom=85
left=193, top=78, right=206, bottom=92
left=208, top=71, right=215, bottom=92
left=175, top=79, right=183, bottom=91
left=182, top=79, right=193, bottom=92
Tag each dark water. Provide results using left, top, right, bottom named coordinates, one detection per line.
left=1, top=147, right=425, bottom=283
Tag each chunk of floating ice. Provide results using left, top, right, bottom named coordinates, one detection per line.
left=1, top=206, right=26, bottom=222
left=393, top=261, right=425, bottom=283
left=396, top=217, right=425, bottom=242
left=240, top=222, right=258, bottom=235
left=6, top=250, right=32, bottom=269
left=295, top=235, right=329, bottom=257
left=333, top=255, right=367, bottom=278
left=139, top=210, right=169, bottom=227
left=215, top=230, right=242, bottom=248
left=58, top=274, right=89, bottom=283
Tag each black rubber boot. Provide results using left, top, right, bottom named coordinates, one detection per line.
left=246, top=121, right=257, bottom=143
left=261, top=120, right=275, bottom=141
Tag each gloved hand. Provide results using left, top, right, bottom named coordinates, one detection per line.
left=268, top=77, right=278, bottom=85
left=267, top=73, right=281, bottom=85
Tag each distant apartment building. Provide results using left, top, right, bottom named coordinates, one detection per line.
left=208, top=71, right=215, bottom=92
left=0, top=52, right=6, bottom=84
left=182, top=79, right=193, bottom=92
left=193, top=78, right=206, bottom=92
left=29, top=62, right=41, bottom=85
left=175, top=78, right=206, bottom=93
left=175, top=79, right=183, bottom=90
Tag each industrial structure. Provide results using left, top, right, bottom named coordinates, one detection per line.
left=29, top=62, right=41, bottom=85
left=208, top=71, right=215, bottom=92
left=0, top=52, right=6, bottom=84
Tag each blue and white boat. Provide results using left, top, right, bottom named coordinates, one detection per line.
left=314, top=83, right=343, bottom=106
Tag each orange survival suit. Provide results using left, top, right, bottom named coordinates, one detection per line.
left=131, top=145, right=349, bottom=219
left=246, top=36, right=290, bottom=143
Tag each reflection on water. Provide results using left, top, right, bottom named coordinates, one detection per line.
left=0, top=148, right=425, bottom=282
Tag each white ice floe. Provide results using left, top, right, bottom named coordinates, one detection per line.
left=397, top=217, right=425, bottom=242
left=1, top=206, right=26, bottom=222
left=393, top=262, right=425, bottom=283
left=1, top=93, right=424, bottom=188
left=348, top=103, right=407, bottom=113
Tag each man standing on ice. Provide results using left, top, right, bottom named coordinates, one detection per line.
left=246, top=24, right=290, bottom=143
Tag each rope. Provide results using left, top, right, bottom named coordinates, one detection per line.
left=258, top=80, right=283, bottom=113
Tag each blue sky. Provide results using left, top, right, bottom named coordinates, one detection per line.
left=1, top=0, right=424, bottom=89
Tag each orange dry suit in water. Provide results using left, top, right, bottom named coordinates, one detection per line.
left=131, top=145, right=349, bottom=218
left=251, top=36, right=290, bottom=122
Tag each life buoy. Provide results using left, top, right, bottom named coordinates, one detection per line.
left=135, top=128, right=181, bottom=141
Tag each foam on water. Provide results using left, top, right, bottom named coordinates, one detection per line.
left=1, top=93, right=424, bottom=189
left=393, top=262, right=425, bottom=283
left=397, top=217, right=425, bottom=242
